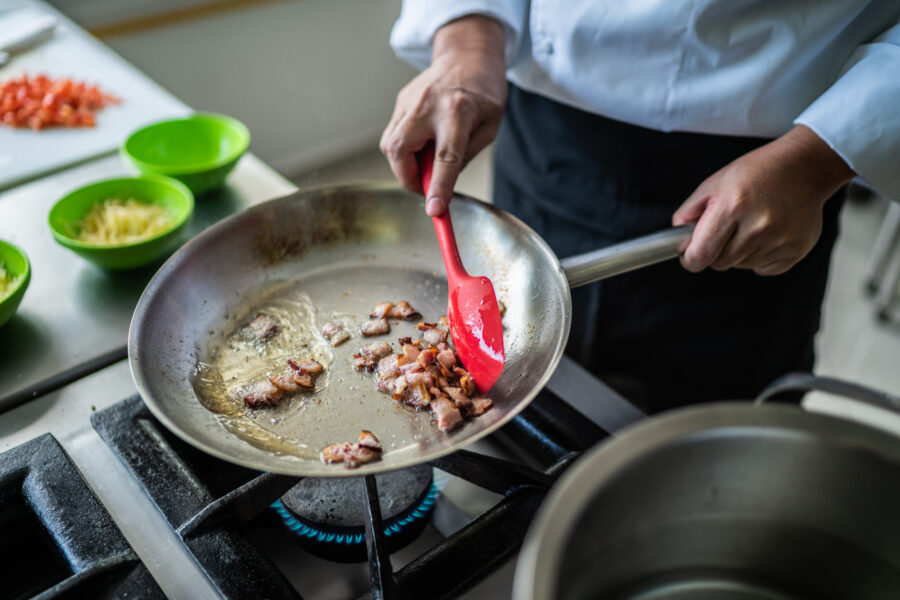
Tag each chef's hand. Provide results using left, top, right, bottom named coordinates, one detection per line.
left=380, top=15, right=507, bottom=216
left=673, top=125, right=855, bottom=275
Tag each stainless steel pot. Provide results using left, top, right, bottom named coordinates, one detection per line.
left=513, top=375, right=900, bottom=600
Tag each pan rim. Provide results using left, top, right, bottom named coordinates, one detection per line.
left=128, top=182, right=572, bottom=477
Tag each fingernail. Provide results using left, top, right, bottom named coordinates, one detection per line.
left=426, top=197, right=443, bottom=216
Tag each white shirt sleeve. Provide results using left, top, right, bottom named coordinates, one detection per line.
left=795, top=21, right=900, bottom=202
left=389, top=0, right=527, bottom=70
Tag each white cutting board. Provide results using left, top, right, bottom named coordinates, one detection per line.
left=0, top=1, right=189, bottom=191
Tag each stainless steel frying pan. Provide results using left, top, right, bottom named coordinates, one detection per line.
left=130, top=184, right=691, bottom=476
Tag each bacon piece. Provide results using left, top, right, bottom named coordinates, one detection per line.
left=244, top=313, right=279, bottom=341
left=292, top=372, right=314, bottom=388
left=417, top=322, right=449, bottom=346
left=369, top=302, right=393, bottom=319
left=270, top=374, right=300, bottom=393
left=377, top=375, right=397, bottom=394
left=361, top=318, right=390, bottom=337
left=460, top=375, right=476, bottom=397
left=320, top=431, right=383, bottom=468
left=437, top=349, right=457, bottom=369
left=443, top=386, right=469, bottom=406
left=402, top=342, right=421, bottom=364
left=361, top=342, right=392, bottom=360
left=468, top=397, right=492, bottom=416
left=377, top=353, right=400, bottom=378
left=405, top=383, right=431, bottom=409
left=322, top=322, right=350, bottom=346
left=399, top=362, right=424, bottom=375
left=417, top=347, right=437, bottom=368
left=386, top=300, right=420, bottom=320
left=431, top=396, right=463, bottom=431
left=354, top=342, right=393, bottom=372
left=287, top=359, right=323, bottom=374
left=247, top=357, right=323, bottom=407
left=358, top=430, right=382, bottom=451
left=405, top=370, right=434, bottom=389
left=243, top=380, right=283, bottom=408
left=447, top=388, right=492, bottom=417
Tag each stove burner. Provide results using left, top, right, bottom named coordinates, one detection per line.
left=272, top=464, right=437, bottom=562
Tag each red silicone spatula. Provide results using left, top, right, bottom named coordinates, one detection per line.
left=418, top=143, right=505, bottom=393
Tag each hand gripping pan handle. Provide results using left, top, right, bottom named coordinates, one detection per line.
left=560, top=224, right=695, bottom=289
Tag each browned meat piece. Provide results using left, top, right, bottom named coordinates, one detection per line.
left=358, top=430, right=382, bottom=451
left=354, top=342, right=393, bottom=372
left=320, top=431, right=383, bottom=468
left=377, top=353, right=400, bottom=378
left=460, top=374, right=476, bottom=396
left=377, top=375, right=397, bottom=394
left=431, top=396, right=463, bottom=431
left=361, top=318, right=390, bottom=337
left=405, top=383, right=431, bottom=409
left=270, top=374, right=300, bottom=393
left=292, top=372, right=314, bottom=388
left=386, top=300, right=420, bottom=320
left=245, top=358, right=322, bottom=408
left=288, top=359, right=324, bottom=374
left=243, top=380, right=283, bottom=408
left=468, top=397, right=492, bottom=416
left=399, top=362, right=424, bottom=375
left=402, top=342, right=420, bottom=363
left=244, top=314, right=279, bottom=341
left=417, top=322, right=449, bottom=346
left=361, top=342, right=392, bottom=360
left=443, top=386, right=469, bottom=406
left=405, top=370, right=434, bottom=389
left=448, top=389, right=493, bottom=417
left=436, top=348, right=457, bottom=369
left=369, top=302, right=393, bottom=319
left=322, top=322, right=350, bottom=346
left=417, top=347, right=437, bottom=367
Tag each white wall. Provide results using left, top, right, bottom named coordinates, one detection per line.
left=61, top=0, right=417, bottom=177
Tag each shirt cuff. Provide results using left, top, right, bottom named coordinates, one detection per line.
left=389, top=0, right=525, bottom=70
left=795, top=24, right=900, bottom=202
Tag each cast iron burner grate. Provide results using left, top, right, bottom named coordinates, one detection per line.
left=92, top=389, right=607, bottom=599
left=0, top=433, right=163, bottom=600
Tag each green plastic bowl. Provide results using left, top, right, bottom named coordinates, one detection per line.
left=0, top=240, right=30, bottom=328
left=121, top=112, right=250, bottom=195
left=48, top=175, right=194, bottom=271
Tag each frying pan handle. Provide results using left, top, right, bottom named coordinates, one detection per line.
left=559, top=225, right=694, bottom=288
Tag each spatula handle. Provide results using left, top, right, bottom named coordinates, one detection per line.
left=418, top=143, right=468, bottom=282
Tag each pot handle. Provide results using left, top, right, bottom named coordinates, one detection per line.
left=559, top=225, right=694, bottom=289
left=755, top=372, right=900, bottom=416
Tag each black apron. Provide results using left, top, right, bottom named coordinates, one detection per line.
left=493, top=84, right=843, bottom=413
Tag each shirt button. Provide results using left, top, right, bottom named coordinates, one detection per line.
left=541, top=40, right=554, bottom=55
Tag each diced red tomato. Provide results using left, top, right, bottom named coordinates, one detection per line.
left=0, top=73, right=119, bottom=129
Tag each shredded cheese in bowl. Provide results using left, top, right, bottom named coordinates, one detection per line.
left=74, top=198, right=174, bottom=245
left=0, top=262, right=20, bottom=300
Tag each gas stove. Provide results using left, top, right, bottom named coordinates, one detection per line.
left=0, top=355, right=640, bottom=600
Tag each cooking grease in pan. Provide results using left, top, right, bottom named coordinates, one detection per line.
left=191, top=267, right=444, bottom=460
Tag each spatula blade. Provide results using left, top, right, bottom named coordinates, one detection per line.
left=448, top=275, right=505, bottom=393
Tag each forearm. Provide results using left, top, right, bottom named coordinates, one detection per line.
left=433, top=15, right=506, bottom=65
left=777, top=125, right=855, bottom=204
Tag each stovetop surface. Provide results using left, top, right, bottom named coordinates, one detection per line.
left=0, top=356, right=631, bottom=599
